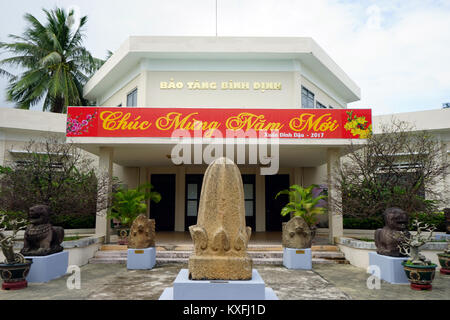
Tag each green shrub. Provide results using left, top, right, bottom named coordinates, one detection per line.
left=343, top=211, right=446, bottom=231
left=343, top=216, right=384, bottom=229
left=409, top=212, right=445, bottom=232
left=49, top=214, right=95, bottom=229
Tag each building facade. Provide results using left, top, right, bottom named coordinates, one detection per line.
left=66, top=36, right=368, bottom=244
left=2, top=33, right=448, bottom=244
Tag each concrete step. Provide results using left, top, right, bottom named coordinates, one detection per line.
left=99, top=244, right=340, bottom=252
left=89, top=256, right=347, bottom=265
left=94, top=250, right=344, bottom=259
left=90, top=250, right=348, bottom=265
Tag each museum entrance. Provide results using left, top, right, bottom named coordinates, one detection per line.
left=265, top=174, right=290, bottom=231
left=184, top=174, right=256, bottom=231
left=150, top=174, right=176, bottom=231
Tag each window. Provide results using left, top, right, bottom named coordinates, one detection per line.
left=243, top=183, right=254, bottom=217
left=126, top=88, right=138, bottom=107
left=301, top=86, right=314, bottom=108
left=316, top=101, right=327, bottom=109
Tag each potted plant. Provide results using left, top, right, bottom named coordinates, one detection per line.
left=398, top=219, right=438, bottom=290
left=276, top=184, right=327, bottom=248
left=0, top=212, right=32, bottom=290
left=108, top=183, right=161, bottom=245
left=437, top=239, right=449, bottom=275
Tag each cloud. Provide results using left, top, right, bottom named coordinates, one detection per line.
left=0, top=0, right=449, bottom=115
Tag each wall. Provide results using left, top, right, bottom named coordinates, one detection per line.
left=0, top=235, right=104, bottom=268
left=301, top=76, right=343, bottom=109
left=145, top=71, right=294, bottom=108
left=102, top=73, right=144, bottom=107
left=338, top=237, right=445, bottom=270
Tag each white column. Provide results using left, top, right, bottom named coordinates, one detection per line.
left=96, top=147, right=114, bottom=243
left=327, top=148, right=343, bottom=244
left=294, top=167, right=303, bottom=186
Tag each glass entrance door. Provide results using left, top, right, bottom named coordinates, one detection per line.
left=242, top=174, right=256, bottom=231
left=185, top=174, right=256, bottom=231
left=150, top=174, right=176, bottom=231
left=265, top=174, right=290, bottom=231
left=185, top=174, right=203, bottom=230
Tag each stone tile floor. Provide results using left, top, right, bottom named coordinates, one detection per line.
left=0, top=263, right=448, bottom=300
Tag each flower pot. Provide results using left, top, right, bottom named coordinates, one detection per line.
left=0, top=259, right=33, bottom=290
left=401, top=261, right=437, bottom=291
left=117, top=227, right=130, bottom=245
left=437, top=253, right=450, bottom=275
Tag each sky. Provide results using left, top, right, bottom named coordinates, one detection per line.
left=0, top=0, right=449, bottom=115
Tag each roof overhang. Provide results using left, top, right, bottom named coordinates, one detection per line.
left=84, top=36, right=361, bottom=104
left=67, top=137, right=366, bottom=167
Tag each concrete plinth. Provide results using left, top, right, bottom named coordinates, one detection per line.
left=283, top=248, right=312, bottom=270
left=368, top=252, right=409, bottom=284
left=159, top=269, right=278, bottom=300
left=25, top=251, right=68, bottom=283
left=127, top=247, right=156, bottom=270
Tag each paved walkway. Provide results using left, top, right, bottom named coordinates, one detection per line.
left=1, top=263, right=448, bottom=300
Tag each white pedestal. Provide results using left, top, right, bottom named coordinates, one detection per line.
left=159, top=269, right=278, bottom=300
left=127, top=247, right=156, bottom=270
left=368, top=252, right=409, bottom=284
left=25, top=251, right=68, bottom=283
left=283, top=248, right=312, bottom=270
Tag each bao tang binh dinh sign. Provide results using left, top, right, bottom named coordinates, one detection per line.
left=66, top=107, right=372, bottom=139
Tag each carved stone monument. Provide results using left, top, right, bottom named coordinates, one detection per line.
left=128, top=214, right=155, bottom=249
left=20, top=205, right=64, bottom=257
left=188, top=157, right=252, bottom=280
left=375, top=207, right=410, bottom=257
left=160, top=157, right=278, bottom=299
left=282, top=216, right=314, bottom=249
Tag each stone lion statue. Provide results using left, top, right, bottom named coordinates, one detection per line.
left=128, top=214, right=155, bottom=249
left=375, top=207, right=410, bottom=257
left=20, top=205, right=64, bottom=256
left=282, top=216, right=315, bottom=249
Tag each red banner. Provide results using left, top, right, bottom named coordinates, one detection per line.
left=66, top=107, right=372, bottom=139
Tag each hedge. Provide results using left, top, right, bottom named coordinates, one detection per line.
left=50, top=214, right=96, bottom=229
left=343, top=211, right=446, bottom=232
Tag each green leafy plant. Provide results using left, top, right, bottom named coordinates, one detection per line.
left=275, top=184, right=327, bottom=227
left=108, top=183, right=161, bottom=228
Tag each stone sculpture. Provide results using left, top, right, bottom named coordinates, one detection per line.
left=374, top=207, right=410, bottom=257
left=20, top=205, right=64, bottom=256
left=188, top=157, right=252, bottom=280
left=128, top=214, right=155, bottom=249
left=282, top=216, right=315, bottom=249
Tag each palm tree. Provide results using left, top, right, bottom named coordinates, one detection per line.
left=0, top=8, right=104, bottom=113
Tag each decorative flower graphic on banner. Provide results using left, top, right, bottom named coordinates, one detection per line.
left=66, top=111, right=97, bottom=135
left=344, top=111, right=372, bottom=139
